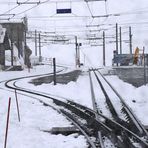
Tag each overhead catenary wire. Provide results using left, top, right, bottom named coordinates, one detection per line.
left=0, top=0, right=50, bottom=20
left=1, top=0, right=148, bottom=19
left=1, top=0, right=148, bottom=48
left=85, top=1, right=94, bottom=18
left=1, top=0, right=30, bottom=15
left=99, top=0, right=109, bottom=24
left=3, top=0, right=148, bottom=22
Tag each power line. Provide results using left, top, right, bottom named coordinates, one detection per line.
left=2, top=0, right=30, bottom=15
left=85, top=2, right=94, bottom=18
left=9, top=0, right=50, bottom=19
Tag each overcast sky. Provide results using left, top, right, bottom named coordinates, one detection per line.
left=1, top=0, right=148, bottom=49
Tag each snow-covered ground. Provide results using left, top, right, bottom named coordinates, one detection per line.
left=0, top=64, right=148, bottom=147
left=1, top=0, right=148, bottom=147
left=0, top=65, right=88, bottom=148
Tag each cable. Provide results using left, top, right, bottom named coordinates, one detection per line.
left=86, top=2, right=93, bottom=18
left=2, top=0, right=30, bottom=15
left=10, top=0, right=50, bottom=19
left=100, top=0, right=108, bottom=24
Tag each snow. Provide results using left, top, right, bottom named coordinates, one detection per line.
left=0, top=0, right=148, bottom=147
left=0, top=66, right=88, bottom=148
left=106, top=75, right=148, bottom=125
left=1, top=65, right=148, bottom=147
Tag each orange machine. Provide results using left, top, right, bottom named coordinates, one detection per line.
left=133, top=47, right=139, bottom=64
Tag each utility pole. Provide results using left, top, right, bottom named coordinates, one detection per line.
left=39, top=33, right=41, bottom=62
left=103, top=31, right=106, bottom=66
left=116, top=23, right=118, bottom=66
left=129, top=26, right=132, bottom=54
left=119, top=26, right=122, bottom=54
left=35, top=30, right=37, bottom=56
left=116, top=23, right=118, bottom=55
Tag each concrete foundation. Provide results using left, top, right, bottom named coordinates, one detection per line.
left=108, top=66, right=148, bottom=87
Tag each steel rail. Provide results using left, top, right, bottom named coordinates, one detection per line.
left=89, top=70, right=142, bottom=147
left=12, top=78, right=147, bottom=147
left=60, top=109, right=97, bottom=148
left=4, top=78, right=114, bottom=147
left=3, top=83, right=97, bottom=147
left=5, top=74, right=127, bottom=147
left=97, top=69, right=148, bottom=138
left=88, top=71, right=100, bottom=114
left=4, top=71, right=148, bottom=147
left=92, top=70, right=120, bottom=121
left=9, top=78, right=138, bottom=147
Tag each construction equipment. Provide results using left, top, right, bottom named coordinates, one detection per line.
left=133, top=47, right=139, bottom=65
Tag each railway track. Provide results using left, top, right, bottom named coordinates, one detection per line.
left=2, top=69, right=148, bottom=147
left=2, top=71, right=109, bottom=147
left=2, top=71, right=126, bottom=147
left=89, top=68, right=148, bottom=147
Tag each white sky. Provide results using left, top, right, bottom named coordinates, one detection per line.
left=1, top=0, right=148, bottom=65
left=0, top=1, right=148, bottom=147
left=1, top=0, right=148, bottom=35
left=0, top=65, right=148, bottom=147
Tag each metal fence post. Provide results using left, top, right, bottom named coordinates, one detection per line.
left=53, top=58, right=56, bottom=85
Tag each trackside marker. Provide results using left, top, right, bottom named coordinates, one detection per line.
left=15, top=90, right=21, bottom=122
left=4, top=97, right=11, bottom=148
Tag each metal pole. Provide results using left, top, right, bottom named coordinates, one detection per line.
left=143, top=47, right=146, bottom=85
left=119, top=26, right=122, bottom=54
left=53, top=58, right=56, bottom=85
left=116, top=23, right=118, bottom=54
left=78, top=44, right=80, bottom=67
left=75, top=36, right=78, bottom=67
left=129, top=26, right=132, bottom=54
left=35, top=30, right=37, bottom=56
left=103, top=31, right=106, bottom=66
left=39, top=33, right=41, bottom=62
left=116, top=23, right=118, bottom=66
left=4, top=97, right=11, bottom=148
left=24, top=25, right=27, bottom=65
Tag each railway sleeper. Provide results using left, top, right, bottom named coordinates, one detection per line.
left=67, top=100, right=96, bottom=117
left=60, top=109, right=94, bottom=136
left=42, top=127, right=80, bottom=136
left=53, top=99, right=95, bottom=122
left=53, top=100, right=123, bottom=145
